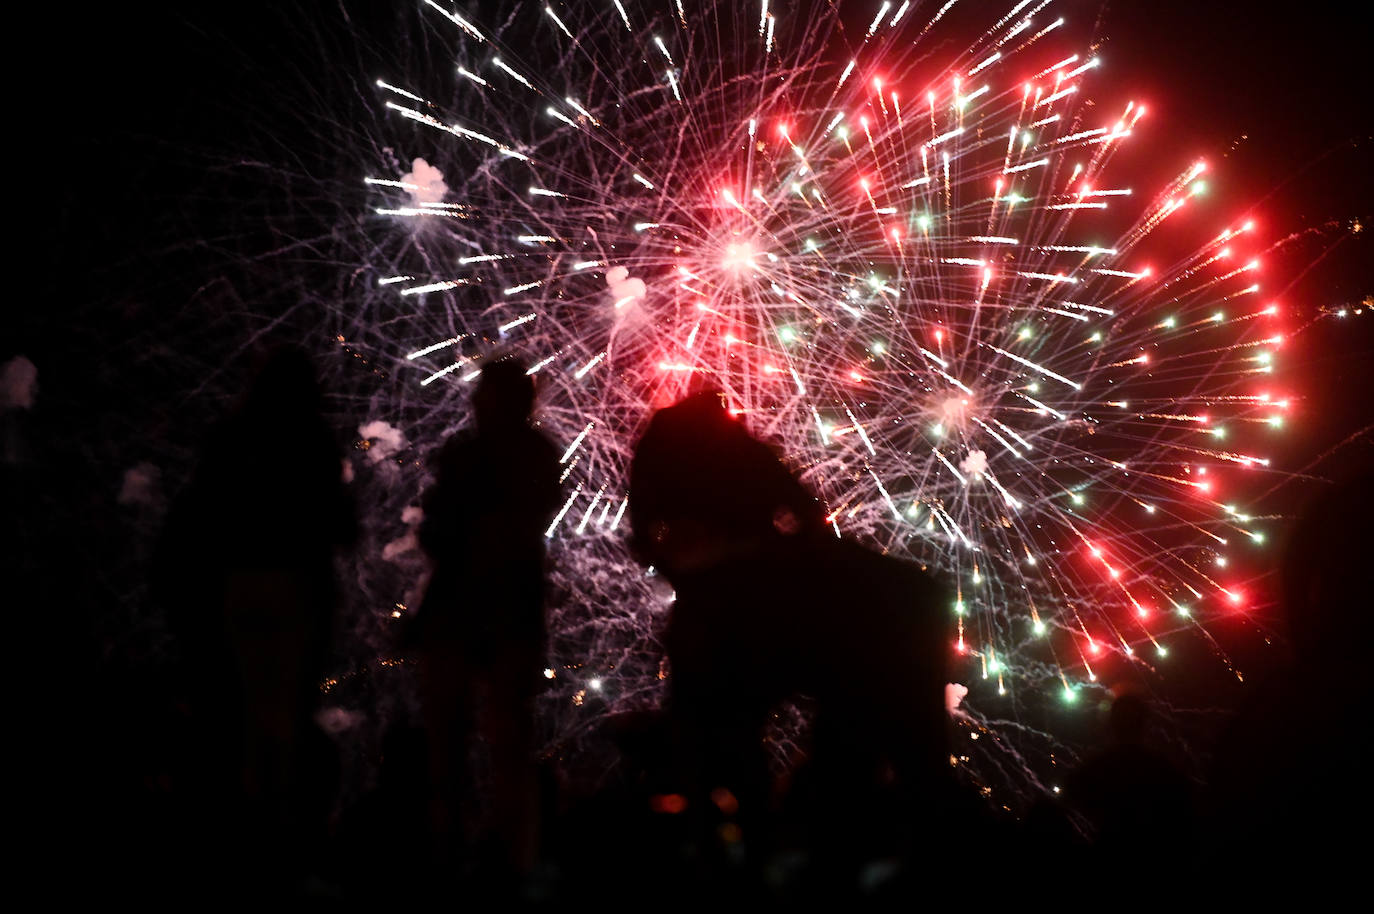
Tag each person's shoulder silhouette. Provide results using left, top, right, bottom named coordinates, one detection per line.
left=157, top=345, right=354, bottom=630
left=419, top=359, right=559, bottom=565
left=178, top=346, right=354, bottom=564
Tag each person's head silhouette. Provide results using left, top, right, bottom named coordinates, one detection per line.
left=473, top=358, right=535, bottom=430
left=243, top=345, right=322, bottom=418
left=672, top=385, right=730, bottom=424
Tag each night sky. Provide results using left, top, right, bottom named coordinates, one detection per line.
left=39, top=0, right=1370, bottom=434
left=20, top=0, right=1373, bottom=821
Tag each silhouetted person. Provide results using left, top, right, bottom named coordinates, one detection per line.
left=155, top=346, right=354, bottom=877
left=629, top=390, right=950, bottom=882
left=411, top=358, right=559, bottom=877
left=628, top=389, right=821, bottom=849
left=1207, top=473, right=1374, bottom=894
left=1064, top=692, right=1194, bottom=879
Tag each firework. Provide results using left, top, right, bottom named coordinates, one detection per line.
left=358, top=0, right=1285, bottom=784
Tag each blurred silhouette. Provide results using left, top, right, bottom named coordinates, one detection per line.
left=1064, top=691, right=1194, bottom=880
left=629, top=388, right=826, bottom=577
left=629, top=389, right=950, bottom=883
left=154, top=346, right=354, bottom=876
left=411, top=357, right=560, bottom=876
left=1207, top=472, right=1374, bottom=892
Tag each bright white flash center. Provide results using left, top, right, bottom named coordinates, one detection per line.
left=723, top=241, right=758, bottom=270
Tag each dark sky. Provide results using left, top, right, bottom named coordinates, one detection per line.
left=24, top=0, right=1371, bottom=698
left=32, top=0, right=1370, bottom=514
left=41, top=0, right=1369, bottom=367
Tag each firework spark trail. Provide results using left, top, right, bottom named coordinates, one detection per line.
left=356, top=0, right=1289, bottom=788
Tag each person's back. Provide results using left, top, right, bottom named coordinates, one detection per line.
left=1066, top=693, right=1193, bottom=876
left=1207, top=474, right=1373, bottom=894
left=628, top=390, right=951, bottom=875
left=412, top=357, right=559, bottom=876
left=154, top=345, right=353, bottom=878
left=418, top=420, right=558, bottom=652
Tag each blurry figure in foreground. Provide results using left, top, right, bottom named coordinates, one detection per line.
left=1207, top=473, right=1374, bottom=893
left=156, top=346, right=354, bottom=869
left=411, top=358, right=560, bottom=875
left=629, top=389, right=950, bottom=882
left=1064, top=691, right=1194, bottom=879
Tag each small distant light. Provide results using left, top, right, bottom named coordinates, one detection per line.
left=589, top=678, right=603, bottom=691
left=543, top=668, right=556, bottom=679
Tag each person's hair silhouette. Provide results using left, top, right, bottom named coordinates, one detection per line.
left=629, top=386, right=823, bottom=578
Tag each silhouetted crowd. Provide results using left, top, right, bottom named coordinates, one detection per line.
left=80, top=349, right=1372, bottom=901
